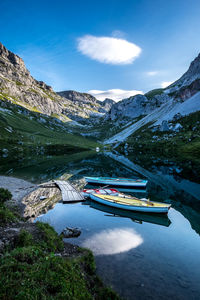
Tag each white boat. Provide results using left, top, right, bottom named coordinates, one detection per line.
left=85, top=176, right=147, bottom=189
left=89, top=193, right=171, bottom=214
left=83, top=188, right=140, bottom=199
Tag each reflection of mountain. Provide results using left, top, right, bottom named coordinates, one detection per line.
left=86, top=200, right=171, bottom=227
left=1, top=150, right=200, bottom=235
left=106, top=152, right=200, bottom=204
left=0, top=151, right=139, bottom=183
left=0, top=151, right=95, bottom=183
left=22, top=186, right=61, bottom=221
left=105, top=152, right=200, bottom=235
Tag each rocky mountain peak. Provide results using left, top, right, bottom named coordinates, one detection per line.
left=164, top=52, right=200, bottom=101
left=0, top=42, right=114, bottom=122
left=0, top=42, right=26, bottom=71
left=0, top=42, right=55, bottom=93
left=102, top=98, right=115, bottom=105
left=57, top=90, right=97, bottom=103
left=166, top=52, right=200, bottom=94
left=176, top=52, right=200, bottom=86
left=106, top=92, right=172, bottom=123
left=185, top=52, right=200, bottom=77
left=57, top=90, right=114, bottom=115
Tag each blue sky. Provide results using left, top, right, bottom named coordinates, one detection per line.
left=1, top=0, right=200, bottom=101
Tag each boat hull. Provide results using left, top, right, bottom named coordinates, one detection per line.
left=85, top=177, right=147, bottom=189
left=90, top=194, right=170, bottom=214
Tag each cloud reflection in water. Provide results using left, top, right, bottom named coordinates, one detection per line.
left=82, top=228, right=143, bottom=255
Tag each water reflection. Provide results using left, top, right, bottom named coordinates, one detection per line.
left=22, top=186, right=62, bottom=220
left=82, top=228, right=143, bottom=255
left=3, top=150, right=200, bottom=300
left=86, top=200, right=171, bottom=227
left=106, top=152, right=200, bottom=203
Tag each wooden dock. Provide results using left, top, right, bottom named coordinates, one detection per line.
left=54, top=180, right=84, bottom=202
left=39, top=180, right=84, bottom=202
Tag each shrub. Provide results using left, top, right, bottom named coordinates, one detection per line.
left=9, top=246, right=44, bottom=264
left=15, top=229, right=33, bottom=247
left=0, top=206, right=16, bottom=225
left=0, top=188, right=12, bottom=204
left=36, top=222, right=64, bottom=252
left=145, top=88, right=164, bottom=100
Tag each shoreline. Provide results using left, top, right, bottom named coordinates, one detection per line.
left=0, top=176, right=61, bottom=219
left=0, top=175, right=120, bottom=299
left=0, top=175, right=36, bottom=207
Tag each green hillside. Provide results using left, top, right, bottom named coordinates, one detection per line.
left=0, top=100, right=99, bottom=159
left=122, top=110, right=200, bottom=163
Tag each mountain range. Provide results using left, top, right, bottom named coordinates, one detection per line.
left=0, top=42, right=199, bottom=161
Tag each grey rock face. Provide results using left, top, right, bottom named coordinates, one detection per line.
left=173, top=123, right=183, bottom=132
left=105, top=53, right=200, bottom=128
left=0, top=42, right=113, bottom=122
left=165, top=52, right=200, bottom=101
left=100, top=98, right=115, bottom=112
left=22, top=187, right=62, bottom=220
left=58, top=90, right=96, bottom=104
left=107, top=93, right=171, bottom=121
left=175, top=53, right=200, bottom=87
left=57, top=90, right=114, bottom=116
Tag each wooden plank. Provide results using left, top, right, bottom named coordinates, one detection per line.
left=54, top=180, right=84, bottom=202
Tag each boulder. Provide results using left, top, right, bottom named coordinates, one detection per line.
left=62, top=227, right=81, bottom=238
left=160, top=120, right=170, bottom=131
left=172, top=113, right=182, bottom=121
left=173, top=123, right=183, bottom=132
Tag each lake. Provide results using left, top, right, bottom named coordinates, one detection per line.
left=1, top=151, right=200, bottom=299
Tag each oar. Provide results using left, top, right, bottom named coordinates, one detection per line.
left=101, top=184, right=110, bottom=189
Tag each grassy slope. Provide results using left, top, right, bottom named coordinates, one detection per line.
left=0, top=211, right=119, bottom=299
left=78, top=116, right=144, bottom=142
left=0, top=100, right=99, bottom=156
left=124, top=111, right=200, bottom=162
left=145, top=88, right=164, bottom=99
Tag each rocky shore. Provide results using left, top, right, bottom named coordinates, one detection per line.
left=0, top=176, right=36, bottom=206
left=0, top=176, right=63, bottom=220
left=0, top=175, right=61, bottom=254
left=0, top=175, right=119, bottom=299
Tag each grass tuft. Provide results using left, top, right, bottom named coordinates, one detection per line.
left=36, top=222, right=64, bottom=252
left=0, top=216, right=120, bottom=299
left=0, top=205, right=17, bottom=225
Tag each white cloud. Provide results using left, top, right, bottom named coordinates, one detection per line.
left=146, top=71, right=158, bottom=76
left=77, top=35, right=141, bottom=65
left=161, top=81, right=173, bottom=88
left=89, top=88, right=143, bottom=102
left=82, top=228, right=143, bottom=255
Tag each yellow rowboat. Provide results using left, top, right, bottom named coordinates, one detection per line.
left=89, top=194, right=171, bottom=214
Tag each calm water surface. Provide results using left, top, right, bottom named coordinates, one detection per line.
left=36, top=201, right=200, bottom=300
left=1, top=152, right=200, bottom=299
